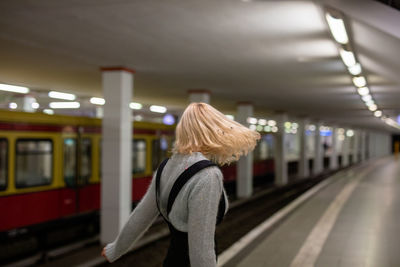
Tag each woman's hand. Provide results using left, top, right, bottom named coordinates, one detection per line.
left=101, top=247, right=111, bottom=263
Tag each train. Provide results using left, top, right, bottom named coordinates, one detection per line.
left=0, top=109, right=275, bottom=240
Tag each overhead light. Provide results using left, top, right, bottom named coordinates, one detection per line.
left=43, top=109, right=54, bottom=115
left=365, top=100, right=375, bottom=107
left=129, top=102, right=142, bottom=110
left=247, top=117, right=258, bottom=124
left=249, top=124, right=257, bottom=131
left=352, top=76, right=367, bottom=87
left=31, top=102, right=40, bottom=109
left=267, top=120, right=276, bottom=127
left=374, top=110, right=382, bottom=117
left=258, top=119, right=267, bottom=125
left=348, top=63, right=362, bottom=76
left=0, top=83, right=29, bottom=94
left=368, top=104, right=378, bottom=111
left=264, top=126, right=271, bottom=132
left=361, top=94, right=372, bottom=102
left=357, top=87, right=370, bottom=96
left=256, top=125, right=263, bottom=132
left=325, top=13, right=348, bottom=44
left=292, top=123, right=299, bottom=129
left=308, top=125, right=316, bottom=131
left=346, top=129, right=354, bottom=137
left=9, top=102, right=17, bottom=109
left=163, top=114, right=175, bottom=125
left=225, top=114, right=234, bottom=120
left=133, top=115, right=143, bottom=121
left=90, top=97, right=105, bottom=105
left=150, top=105, right=167, bottom=113
left=48, top=91, right=76, bottom=101
left=284, top=122, right=292, bottom=128
left=340, top=49, right=356, bottom=67
left=49, top=102, right=80, bottom=109
left=271, top=126, right=278, bottom=133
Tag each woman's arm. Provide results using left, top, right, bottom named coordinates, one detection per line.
left=188, top=168, right=223, bottom=267
left=103, top=173, right=159, bottom=262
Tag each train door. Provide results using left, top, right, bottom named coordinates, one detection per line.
left=61, top=135, right=78, bottom=217
left=61, top=130, right=93, bottom=216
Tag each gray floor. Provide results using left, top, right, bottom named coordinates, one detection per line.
left=234, top=157, right=400, bottom=267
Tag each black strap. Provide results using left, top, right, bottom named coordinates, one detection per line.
left=156, top=158, right=169, bottom=220
left=167, top=160, right=217, bottom=215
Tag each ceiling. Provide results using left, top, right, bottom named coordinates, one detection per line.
left=0, top=0, right=399, bottom=132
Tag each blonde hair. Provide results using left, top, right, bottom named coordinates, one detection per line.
left=173, top=102, right=260, bottom=165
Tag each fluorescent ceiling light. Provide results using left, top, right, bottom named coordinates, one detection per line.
left=0, top=84, right=29, bottom=94
left=268, top=120, right=276, bottom=127
left=49, top=102, right=80, bottom=109
left=31, top=102, right=40, bottom=109
left=9, top=102, right=17, bottom=109
left=348, top=63, right=362, bottom=75
left=48, top=91, right=76, bottom=101
left=326, top=13, right=348, bottom=44
left=346, top=130, right=354, bottom=137
left=130, top=102, right=142, bottom=110
left=340, top=49, right=356, bottom=67
left=361, top=94, right=372, bottom=102
left=150, top=105, right=167, bottom=113
left=374, top=110, right=382, bottom=117
left=90, top=97, right=105, bottom=105
left=368, top=104, right=377, bottom=111
left=247, top=117, right=258, bottom=124
left=365, top=100, right=375, bottom=107
left=249, top=124, right=257, bottom=131
left=43, top=109, right=54, bottom=115
left=225, top=114, right=234, bottom=120
left=258, top=119, right=267, bottom=126
left=357, top=87, right=369, bottom=96
left=352, top=76, right=366, bottom=87
left=271, top=126, right=278, bottom=133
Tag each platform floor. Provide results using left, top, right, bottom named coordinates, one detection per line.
left=224, top=156, right=400, bottom=267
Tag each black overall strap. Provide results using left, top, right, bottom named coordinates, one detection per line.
left=167, top=160, right=217, bottom=215
left=155, top=158, right=169, bottom=220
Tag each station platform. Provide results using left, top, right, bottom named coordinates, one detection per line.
left=220, top=156, right=400, bottom=267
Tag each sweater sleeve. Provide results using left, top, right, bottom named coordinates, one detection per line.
left=103, top=173, right=159, bottom=263
left=187, top=168, right=223, bottom=267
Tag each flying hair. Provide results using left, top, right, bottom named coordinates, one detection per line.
left=173, top=102, right=260, bottom=165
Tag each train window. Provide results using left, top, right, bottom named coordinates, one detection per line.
left=132, top=139, right=146, bottom=174
left=63, top=138, right=76, bottom=186
left=15, top=139, right=53, bottom=188
left=152, top=137, right=169, bottom=171
left=80, top=138, right=92, bottom=184
left=254, top=134, right=274, bottom=161
left=0, top=139, right=8, bottom=191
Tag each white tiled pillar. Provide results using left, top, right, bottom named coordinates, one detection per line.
left=188, top=89, right=211, bottom=104
left=298, top=118, right=309, bottom=178
left=313, top=122, right=323, bottom=175
left=330, top=126, right=339, bottom=170
left=354, top=130, right=360, bottom=163
left=360, top=131, right=366, bottom=162
left=274, top=113, right=288, bottom=185
left=236, top=102, right=253, bottom=198
left=100, top=67, right=134, bottom=244
left=342, top=130, right=350, bottom=167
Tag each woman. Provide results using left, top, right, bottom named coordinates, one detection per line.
left=102, top=102, right=260, bottom=266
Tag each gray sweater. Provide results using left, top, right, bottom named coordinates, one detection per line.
left=104, top=152, right=229, bottom=266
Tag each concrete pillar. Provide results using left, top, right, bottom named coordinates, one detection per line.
left=330, top=126, right=339, bottom=170
left=188, top=89, right=211, bottom=104
left=236, top=102, right=253, bottom=198
left=313, top=122, right=323, bottom=175
left=360, top=131, right=366, bottom=162
left=298, top=118, right=309, bottom=178
left=100, top=67, right=134, bottom=244
left=342, top=130, right=350, bottom=167
left=274, top=113, right=288, bottom=185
